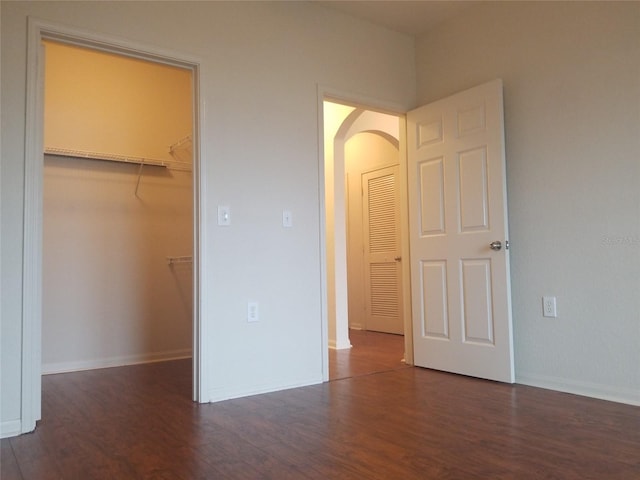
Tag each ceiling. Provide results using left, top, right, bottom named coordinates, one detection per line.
left=317, top=1, right=477, bottom=37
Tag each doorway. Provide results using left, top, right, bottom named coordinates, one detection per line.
left=41, top=41, right=194, bottom=381
left=20, top=20, right=203, bottom=434
left=323, top=99, right=412, bottom=380
left=322, top=80, right=514, bottom=385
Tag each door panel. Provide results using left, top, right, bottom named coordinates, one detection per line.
left=420, top=260, right=448, bottom=339
left=363, top=166, right=403, bottom=335
left=419, top=158, right=445, bottom=235
left=407, top=79, right=514, bottom=383
left=460, top=259, right=494, bottom=344
left=458, top=147, right=489, bottom=231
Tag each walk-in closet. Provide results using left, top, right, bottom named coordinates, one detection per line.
left=41, top=41, right=194, bottom=375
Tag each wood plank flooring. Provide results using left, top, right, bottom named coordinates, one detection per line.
left=2, top=339, right=639, bottom=479
left=328, top=329, right=409, bottom=380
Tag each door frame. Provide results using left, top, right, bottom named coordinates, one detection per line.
left=317, top=85, right=413, bottom=381
left=21, top=17, right=207, bottom=434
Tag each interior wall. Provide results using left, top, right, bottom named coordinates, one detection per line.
left=323, top=102, right=356, bottom=350
left=345, top=132, right=400, bottom=331
left=416, top=1, right=640, bottom=404
left=1, top=1, right=416, bottom=436
left=42, top=158, right=193, bottom=373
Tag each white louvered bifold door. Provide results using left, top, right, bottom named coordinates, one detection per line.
left=362, top=165, right=403, bottom=334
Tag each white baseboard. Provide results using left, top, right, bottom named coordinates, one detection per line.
left=1, top=420, right=23, bottom=439
left=516, top=372, right=640, bottom=407
left=328, top=338, right=352, bottom=350
left=42, top=349, right=192, bottom=375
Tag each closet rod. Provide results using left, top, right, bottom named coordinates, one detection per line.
left=45, top=146, right=192, bottom=173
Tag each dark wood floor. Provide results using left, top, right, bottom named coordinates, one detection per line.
left=2, top=340, right=639, bottom=479
left=328, top=329, right=409, bottom=380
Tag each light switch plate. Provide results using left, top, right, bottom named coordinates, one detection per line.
left=282, top=210, right=293, bottom=228
left=218, top=205, right=231, bottom=226
left=247, top=302, right=259, bottom=322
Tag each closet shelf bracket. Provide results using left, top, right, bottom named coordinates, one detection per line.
left=135, top=160, right=145, bottom=197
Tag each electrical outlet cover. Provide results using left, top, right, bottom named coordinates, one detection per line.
left=542, top=296, right=557, bottom=318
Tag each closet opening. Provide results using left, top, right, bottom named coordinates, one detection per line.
left=41, top=40, right=196, bottom=395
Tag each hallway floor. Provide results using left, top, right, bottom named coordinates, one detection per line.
left=328, top=329, right=409, bottom=380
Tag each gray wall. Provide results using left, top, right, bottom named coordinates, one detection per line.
left=416, top=1, right=640, bottom=402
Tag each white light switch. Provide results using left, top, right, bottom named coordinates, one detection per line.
left=218, top=206, right=231, bottom=226
left=247, top=302, right=259, bottom=322
left=282, top=210, right=293, bottom=228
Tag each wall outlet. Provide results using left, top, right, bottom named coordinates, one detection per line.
left=542, top=296, right=557, bottom=318
left=247, top=302, right=259, bottom=322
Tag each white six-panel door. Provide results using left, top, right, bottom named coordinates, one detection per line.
left=407, top=79, right=514, bottom=383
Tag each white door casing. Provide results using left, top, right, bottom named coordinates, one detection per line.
left=407, top=79, right=514, bottom=383
left=18, top=18, right=205, bottom=438
left=362, top=165, right=404, bottom=335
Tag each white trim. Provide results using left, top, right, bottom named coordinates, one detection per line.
left=1, top=420, right=23, bottom=439
left=0, top=11, right=2, bottom=438
left=31, top=18, right=202, bottom=68
left=22, top=17, right=46, bottom=435
left=517, top=372, right=640, bottom=407
left=321, top=85, right=409, bottom=116
left=42, top=350, right=193, bottom=375
left=194, top=96, right=209, bottom=403
left=317, top=87, right=330, bottom=382
left=397, top=115, right=413, bottom=365
left=21, top=17, right=207, bottom=437
left=328, top=339, right=353, bottom=350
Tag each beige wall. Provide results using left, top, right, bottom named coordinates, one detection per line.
left=42, top=157, right=193, bottom=372
left=416, top=1, right=640, bottom=403
left=44, top=41, right=192, bottom=163
left=323, top=101, right=356, bottom=349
